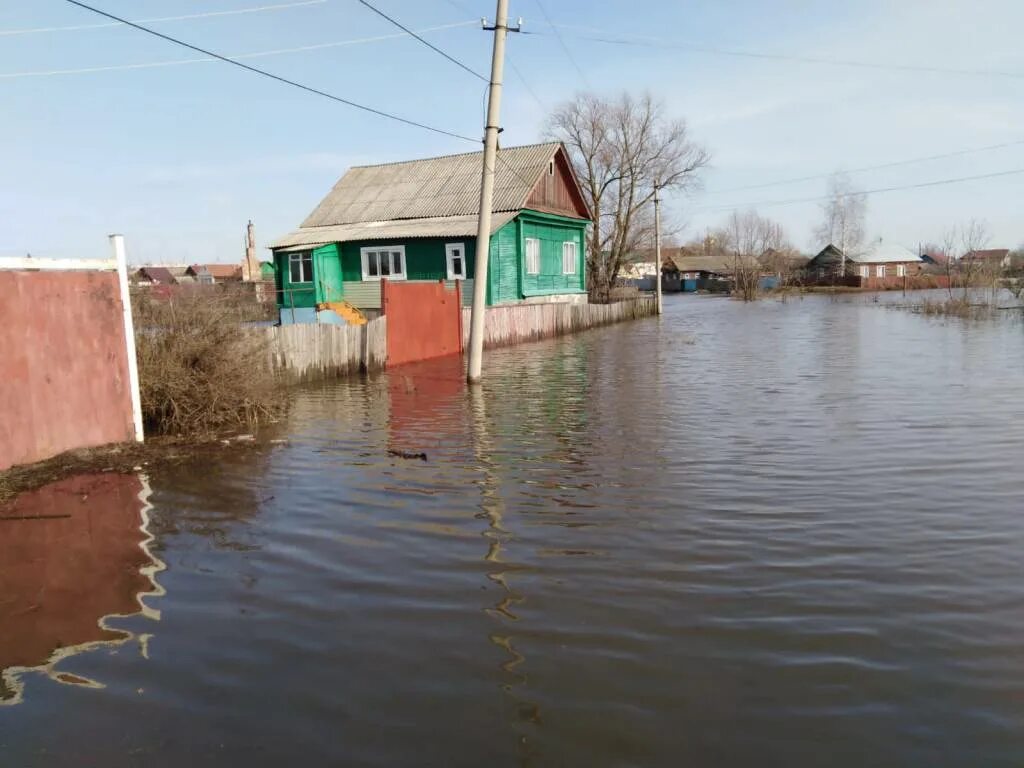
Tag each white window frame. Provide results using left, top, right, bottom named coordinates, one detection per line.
left=445, top=242, right=467, bottom=280
left=288, top=251, right=313, bottom=283
left=875, top=264, right=886, bottom=278
left=859, top=265, right=869, bottom=278
left=896, top=263, right=906, bottom=277
left=562, top=241, right=577, bottom=275
left=360, top=245, right=406, bottom=281
left=525, top=237, right=541, bottom=276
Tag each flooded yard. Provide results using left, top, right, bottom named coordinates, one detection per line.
left=2, top=294, right=1023, bottom=766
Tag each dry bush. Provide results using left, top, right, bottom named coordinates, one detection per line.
left=132, top=289, right=284, bottom=436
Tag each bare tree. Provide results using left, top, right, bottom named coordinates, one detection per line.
left=547, top=92, right=709, bottom=302
left=942, top=219, right=991, bottom=302
left=813, top=172, right=867, bottom=275
left=720, top=209, right=787, bottom=301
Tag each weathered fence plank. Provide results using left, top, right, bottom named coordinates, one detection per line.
left=461, top=297, right=656, bottom=349
left=263, top=317, right=387, bottom=382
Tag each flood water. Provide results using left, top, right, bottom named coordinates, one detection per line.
left=3, top=294, right=1024, bottom=766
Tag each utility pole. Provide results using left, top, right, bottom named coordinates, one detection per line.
left=653, top=183, right=663, bottom=315
left=467, top=0, right=513, bottom=384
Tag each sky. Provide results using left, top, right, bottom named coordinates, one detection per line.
left=1, top=0, right=1022, bottom=264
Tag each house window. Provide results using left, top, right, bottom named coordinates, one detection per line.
left=896, top=263, right=906, bottom=277
left=289, top=251, right=313, bottom=283
left=548, top=159, right=555, bottom=176
left=562, top=241, right=577, bottom=275
left=859, top=265, right=869, bottom=278
left=445, top=243, right=467, bottom=280
left=525, top=237, right=540, bottom=275
left=876, top=264, right=886, bottom=278
left=361, top=245, right=406, bottom=281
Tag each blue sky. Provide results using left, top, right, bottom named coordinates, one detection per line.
left=1, top=0, right=1022, bottom=263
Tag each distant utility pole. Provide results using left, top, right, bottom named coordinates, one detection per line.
left=653, top=183, right=663, bottom=315
left=467, top=0, right=518, bottom=384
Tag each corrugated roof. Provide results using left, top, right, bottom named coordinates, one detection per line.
left=848, top=241, right=922, bottom=264
left=273, top=212, right=517, bottom=251
left=300, top=143, right=563, bottom=229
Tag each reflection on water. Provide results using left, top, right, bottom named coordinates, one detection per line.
left=2, top=296, right=1024, bottom=766
left=0, top=473, right=164, bottom=706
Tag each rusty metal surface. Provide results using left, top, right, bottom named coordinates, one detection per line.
left=0, top=270, right=135, bottom=470
left=382, top=279, right=463, bottom=368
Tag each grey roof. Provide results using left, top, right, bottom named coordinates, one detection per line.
left=273, top=142, right=579, bottom=250
left=275, top=213, right=517, bottom=251
left=847, top=241, right=922, bottom=264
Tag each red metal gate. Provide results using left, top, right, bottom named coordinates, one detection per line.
left=381, top=279, right=463, bottom=368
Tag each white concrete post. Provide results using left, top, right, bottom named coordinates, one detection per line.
left=654, top=184, right=663, bottom=315
left=111, top=234, right=144, bottom=442
left=467, top=0, right=510, bottom=384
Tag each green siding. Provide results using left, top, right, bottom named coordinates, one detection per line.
left=274, top=248, right=318, bottom=308
left=488, top=219, right=521, bottom=305
left=518, top=211, right=587, bottom=298
left=339, top=238, right=477, bottom=283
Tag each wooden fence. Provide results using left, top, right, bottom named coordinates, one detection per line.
left=461, top=297, right=656, bottom=350
left=263, top=317, right=386, bottom=381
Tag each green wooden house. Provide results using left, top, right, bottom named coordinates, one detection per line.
left=270, top=142, right=592, bottom=317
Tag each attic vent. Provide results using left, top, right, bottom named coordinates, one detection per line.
left=548, top=159, right=554, bottom=176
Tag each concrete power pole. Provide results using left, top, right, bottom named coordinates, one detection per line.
left=467, top=0, right=511, bottom=384
left=653, top=184, right=663, bottom=315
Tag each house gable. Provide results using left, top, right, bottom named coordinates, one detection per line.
left=525, top=147, right=591, bottom=220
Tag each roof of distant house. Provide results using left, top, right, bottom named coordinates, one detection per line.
left=965, top=248, right=1010, bottom=261
left=188, top=263, right=242, bottom=279
left=272, top=142, right=590, bottom=251
left=137, top=266, right=176, bottom=284
left=845, top=241, right=922, bottom=264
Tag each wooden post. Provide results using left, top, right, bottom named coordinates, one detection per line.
left=110, top=234, right=144, bottom=442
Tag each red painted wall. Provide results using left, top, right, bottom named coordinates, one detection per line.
left=382, top=280, right=463, bottom=368
left=0, top=474, right=150, bottom=691
left=0, top=270, right=135, bottom=470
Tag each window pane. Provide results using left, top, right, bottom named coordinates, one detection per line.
left=290, top=256, right=301, bottom=283
left=301, top=253, right=312, bottom=282
left=392, top=250, right=403, bottom=275
left=453, top=257, right=463, bottom=276
left=367, top=252, right=378, bottom=276
left=380, top=251, right=390, bottom=276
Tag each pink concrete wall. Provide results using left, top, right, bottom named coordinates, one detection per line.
left=0, top=270, right=134, bottom=470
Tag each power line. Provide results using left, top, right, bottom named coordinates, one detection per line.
left=60, top=0, right=477, bottom=142
left=357, top=0, right=487, bottom=82
left=0, top=0, right=326, bottom=36
left=533, top=0, right=591, bottom=89
left=542, top=23, right=1024, bottom=81
left=706, top=139, right=1024, bottom=194
left=694, top=167, right=1024, bottom=215
left=0, top=21, right=478, bottom=79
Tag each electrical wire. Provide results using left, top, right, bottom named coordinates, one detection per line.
left=694, top=167, right=1024, bottom=214
left=59, top=0, right=477, bottom=142
left=705, top=139, right=1024, bottom=194
left=356, top=0, right=487, bottom=82
left=532, top=0, right=591, bottom=88
left=0, top=21, right=478, bottom=79
left=542, top=23, right=1024, bottom=81
left=0, top=0, right=326, bottom=36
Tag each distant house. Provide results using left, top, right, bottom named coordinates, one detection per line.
left=186, top=264, right=243, bottom=285
left=806, top=241, right=923, bottom=280
left=964, top=249, right=1011, bottom=270
left=135, top=266, right=176, bottom=286
left=270, top=142, right=592, bottom=315
left=666, top=253, right=732, bottom=291
left=259, top=261, right=276, bottom=281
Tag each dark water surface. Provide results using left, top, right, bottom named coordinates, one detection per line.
left=3, top=295, right=1024, bottom=766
